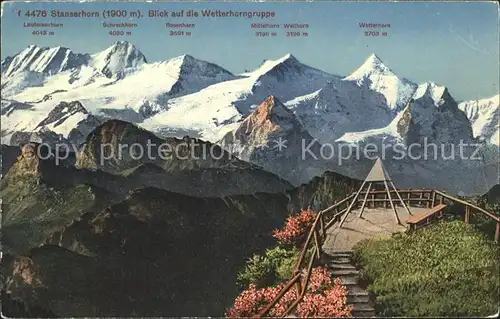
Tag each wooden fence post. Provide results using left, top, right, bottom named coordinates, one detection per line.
left=464, top=206, right=470, bottom=224
left=431, top=191, right=436, bottom=208
left=295, top=274, right=302, bottom=295
left=495, top=222, right=499, bottom=244
left=320, top=214, right=326, bottom=239
left=313, top=228, right=321, bottom=259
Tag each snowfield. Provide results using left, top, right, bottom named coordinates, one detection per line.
left=459, top=94, right=500, bottom=145
left=1, top=40, right=498, bottom=194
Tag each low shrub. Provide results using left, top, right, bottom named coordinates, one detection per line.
left=352, top=221, right=499, bottom=317
left=237, top=246, right=299, bottom=289
left=227, top=266, right=352, bottom=318
left=272, top=209, right=317, bottom=246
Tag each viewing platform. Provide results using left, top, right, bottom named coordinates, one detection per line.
left=257, top=157, right=499, bottom=318
left=323, top=206, right=429, bottom=253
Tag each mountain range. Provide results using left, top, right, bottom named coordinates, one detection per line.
left=1, top=40, right=498, bottom=316
left=1, top=133, right=360, bottom=316
left=1, top=41, right=498, bottom=194
left=1, top=119, right=496, bottom=317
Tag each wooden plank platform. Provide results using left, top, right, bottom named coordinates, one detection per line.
left=323, top=207, right=429, bottom=253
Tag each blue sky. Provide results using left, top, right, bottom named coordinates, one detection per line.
left=1, top=1, right=498, bottom=101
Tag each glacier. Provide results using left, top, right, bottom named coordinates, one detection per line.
left=1, top=41, right=498, bottom=195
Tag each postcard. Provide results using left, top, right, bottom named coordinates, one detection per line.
left=1, top=1, right=499, bottom=318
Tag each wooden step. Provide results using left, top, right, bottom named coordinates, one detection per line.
left=337, top=275, right=358, bottom=285
left=328, top=263, right=357, bottom=270
left=346, top=285, right=369, bottom=295
left=328, top=257, right=351, bottom=264
left=331, top=269, right=360, bottom=276
left=352, top=303, right=376, bottom=317
left=352, top=303, right=375, bottom=311
left=351, top=310, right=375, bottom=318
left=324, top=250, right=374, bottom=316
left=330, top=251, right=353, bottom=257
left=329, top=254, right=353, bottom=259
left=347, top=293, right=370, bottom=303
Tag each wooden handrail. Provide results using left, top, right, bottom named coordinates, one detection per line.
left=361, top=198, right=432, bottom=202
left=257, top=224, right=322, bottom=317
left=281, top=246, right=318, bottom=317
left=293, top=195, right=355, bottom=274
left=293, top=212, right=322, bottom=274
left=434, top=190, right=499, bottom=222
left=359, top=189, right=431, bottom=194
left=325, top=208, right=347, bottom=229
left=258, top=195, right=357, bottom=317
left=321, top=193, right=356, bottom=214
left=257, top=272, right=302, bottom=317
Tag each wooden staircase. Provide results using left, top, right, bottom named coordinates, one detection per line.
left=326, top=251, right=375, bottom=318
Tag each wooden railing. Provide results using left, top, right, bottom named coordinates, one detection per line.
left=257, top=193, right=355, bottom=317
left=256, top=188, right=499, bottom=317
left=355, top=188, right=499, bottom=239
left=434, top=190, right=500, bottom=238
left=358, top=188, right=435, bottom=208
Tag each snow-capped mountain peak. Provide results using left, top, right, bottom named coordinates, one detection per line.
left=140, top=53, right=334, bottom=139
left=397, top=84, right=474, bottom=145
left=165, top=53, right=234, bottom=79
left=219, top=95, right=321, bottom=184
left=413, top=82, right=447, bottom=104
left=345, top=53, right=394, bottom=79
left=167, top=54, right=197, bottom=66
left=286, top=79, right=394, bottom=143
left=91, top=41, right=147, bottom=78
left=230, top=54, right=336, bottom=114
left=343, top=53, right=417, bottom=111
left=276, top=53, right=298, bottom=64
left=179, top=54, right=196, bottom=63
left=1, top=44, right=91, bottom=77
left=245, top=53, right=311, bottom=78
left=458, top=94, right=499, bottom=145
left=239, top=95, right=300, bottom=132
left=221, top=95, right=303, bottom=148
